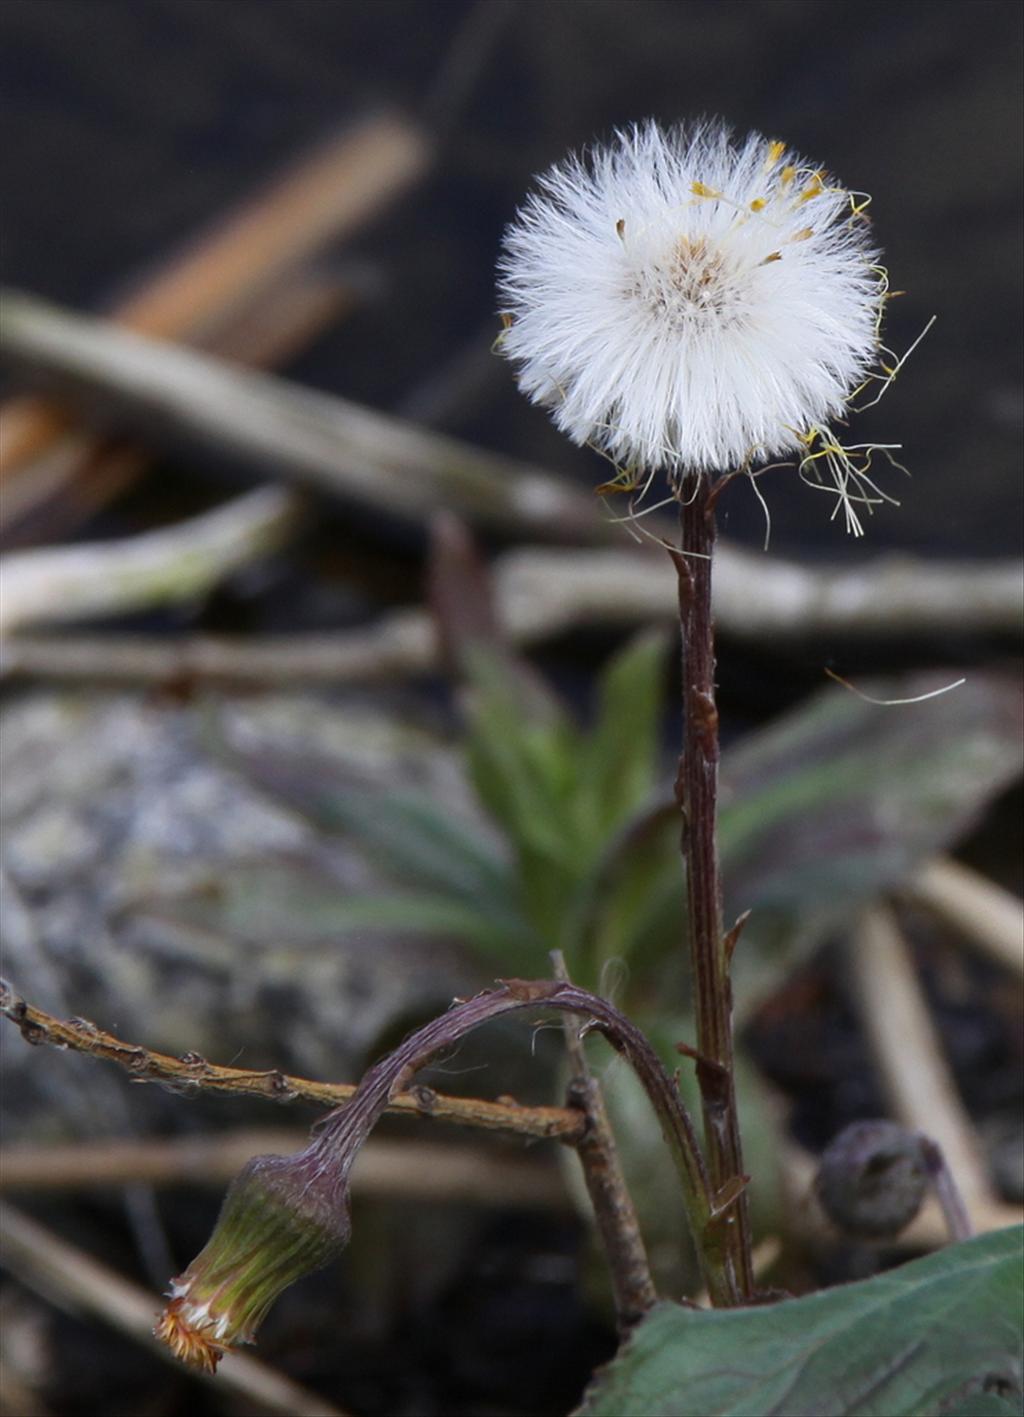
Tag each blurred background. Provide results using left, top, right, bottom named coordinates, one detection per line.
left=1, top=3, right=1021, bottom=1415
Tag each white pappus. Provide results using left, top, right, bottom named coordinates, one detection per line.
left=498, top=120, right=908, bottom=532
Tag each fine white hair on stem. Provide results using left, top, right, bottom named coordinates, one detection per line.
left=498, top=119, right=890, bottom=498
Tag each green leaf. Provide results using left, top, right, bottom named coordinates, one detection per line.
left=577, top=1227, right=1024, bottom=1417
left=266, top=890, right=526, bottom=955
left=940, top=1395, right=1022, bottom=1416
left=313, top=790, right=517, bottom=907
left=313, top=790, right=544, bottom=956
left=462, top=632, right=672, bottom=962
left=564, top=813, right=683, bottom=983
left=578, top=630, right=669, bottom=840
left=464, top=656, right=585, bottom=868
left=719, top=672, right=1022, bottom=918
left=468, top=713, right=582, bottom=866
left=137, top=858, right=536, bottom=958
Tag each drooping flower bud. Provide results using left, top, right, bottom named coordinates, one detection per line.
left=815, top=1119, right=928, bottom=1239
left=155, top=1147, right=350, bottom=1372
left=156, top=978, right=719, bottom=1367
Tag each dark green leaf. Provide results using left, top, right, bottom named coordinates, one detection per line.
left=719, top=672, right=1022, bottom=917
left=137, top=858, right=535, bottom=957
left=940, top=1394, right=1022, bottom=1416
left=468, top=715, right=582, bottom=865
left=578, top=630, right=669, bottom=839
left=314, top=790, right=517, bottom=906
left=465, top=655, right=584, bottom=867
left=577, top=1226, right=1023, bottom=1417
left=262, top=890, right=526, bottom=954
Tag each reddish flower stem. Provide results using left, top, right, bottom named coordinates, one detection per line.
left=313, top=979, right=736, bottom=1306
left=671, top=481, right=755, bottom=1300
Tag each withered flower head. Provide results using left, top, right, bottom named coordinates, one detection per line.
left=155, top=1147, right=350, bottom=1372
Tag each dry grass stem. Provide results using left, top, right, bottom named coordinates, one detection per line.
left=108, top=115, right=428, bottom=346
left=0, top=1132, right=568, bottom=1211
left=1, top=276, right=354, bottom=543
left=906, top=857, right=1024, bottom=979
left=1, top=115, right=423, bottom=539
left=0, top=289, right=606, bottom=545
left=3, top=443, right=150, bottom=548
left=6, top=534, right=1021, bottom=663
left=3, top=290, right=1019, bottom=640
left=0, top=622, right=431, bottom=682
left=0, top=113, right=429, bottom=485
left=0, top=1203, right=347, bottom=1417
left=0, top=1359, right=50, bottom=1417
left=848, top=905, right=1000, bottom=1224
left=0, top=982, right=587, bottom=1145
left=0, top=487, right=302, bottom=635
left=205, top=271, right=358, bottom=369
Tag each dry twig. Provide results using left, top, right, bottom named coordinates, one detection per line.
left=553, top=951, right=657, bottom=1330
left=0, top=1204, right=347, bottom=1417
left=0, top=981, right=586, bottom=1145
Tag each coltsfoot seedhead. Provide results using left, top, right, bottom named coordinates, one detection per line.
left=499, top=119, right=921, bottom=533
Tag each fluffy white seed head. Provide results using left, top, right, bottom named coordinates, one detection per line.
left=498, top=120, right=887, bottom=479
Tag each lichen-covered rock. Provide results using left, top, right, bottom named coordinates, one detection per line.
left=1, top=688, right=476, bottom=1139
